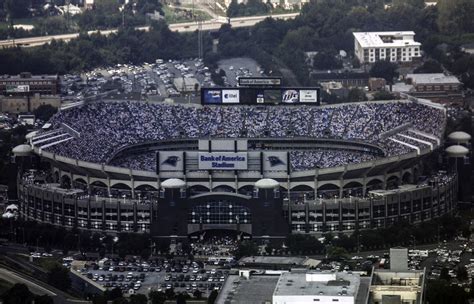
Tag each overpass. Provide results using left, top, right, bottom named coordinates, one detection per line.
left=0, top=13, right=298, bottom=48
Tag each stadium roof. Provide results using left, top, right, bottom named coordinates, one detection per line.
left=161, top=178, right=186, bottom=189
left=445, top=145, right=469, bottom=157
left=255, top=178, right=279, bottom=189
left=12, top=144, right=32, bottom=156
left=25, top=131, right=38, bottom=140
left=448, top=131, right=471, bottom=143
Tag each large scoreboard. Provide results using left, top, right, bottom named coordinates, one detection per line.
left=201, top=87, right=320, bottom=105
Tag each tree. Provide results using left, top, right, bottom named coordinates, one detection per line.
left=1, top=284, right=34, bottom=304
left=440, top=267, right=450, bottom=281
left=312, top=51, right=342, bottom=70
left=193, top=289, right=202, bottom=299
left=456, top=265, right=468, bottom=281
left=33, top=105, right=58, bottom=122
left=437, top=0, right=474, bottom=34
left=207, top=290, right=218, bottom=304
left=347, top=88, right=367, bottom=103
left=326, top=246, right=349, bottom=260
left=3, top=0, right=31, bottom=19
left=373, top=90, right=396, bottom=100
left=176, top=293, right=187, bottom=304
left=425, top=279, right=469, bottom=304
left=34, top=295, right=54, bottom=304
left=47, top=263, right=71, bottom=291
left=129, top=294, right=147, bottom=304
left=149, top=291, right=167, bottom=304
left=414, top=60, right=443, bottom=74
left=370, top=61, right=399, bottom=84
left=234, top=241, right=259, bottom=259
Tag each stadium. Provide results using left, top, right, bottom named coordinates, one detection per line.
left=15, top=95, right=458, bottom=241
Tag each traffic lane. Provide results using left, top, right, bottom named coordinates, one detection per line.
left=0, top=267, right=57, bottom=296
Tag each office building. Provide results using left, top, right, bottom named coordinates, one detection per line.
left=353, top=32, right=421, bottom=64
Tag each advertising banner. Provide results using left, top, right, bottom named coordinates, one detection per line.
left=222, top=89, right=240, bottom=103
left=6, top=85, right=30, bottom=93
left=299, top=90, right=319, bottom=103
left=281, top=89, right=299, bottom=103
left=202, top=89, right=222, bottom=104
left=198, top=152, right=248, bottom=170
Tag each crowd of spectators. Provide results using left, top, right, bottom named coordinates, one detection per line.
left=42, top=100, right=445, bottom=171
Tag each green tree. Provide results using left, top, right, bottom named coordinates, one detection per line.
left=207, top=290, right=218, bottom=304
left=373, top=90, right=396, bottom=100
left=33, top=105, right=58, bottom=122
left=326, top=246, right=349, bottom=260
left=129, top=294, right=147, bottom=304
left=456, top=266, right=468, bottom=281
left=425, top=279, right=469, bottom=304
left=193, top=289, right=202, bottom=299
left=370, top=60, right=399, bottom=84
left=347, top=88, right=367, bottom=103
left=312, top=51, right=342, bottom=70
left=47, top=263, right=71, bottom=291
left=234, top=241, right=259, bottom=259
left=440, top=267, right=450, bottom=281
left=414, top=60, right=443, bottom=74
left=1, top=284, right=34, bottom=304
left=34, top=295, right=54, bottom=304
left=149, top=290, right=167, bottom=304
left=437, top=0, right=474, bottom=34
left=176, top=293, right=187, bottom=304
left=3, top=0, right=31, bottom=19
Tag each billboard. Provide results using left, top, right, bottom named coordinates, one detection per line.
left=222, top=89, right=240, bottom=103
left=201, top=88, right=320, bottom=105
left=238, top=77, right=282, bottom=87
left=158, top=151, right=184, bottom=172
left=299, top=89, right=319, bottom=103
left=198, top=152, right=248, bottom=170
left=202, top=89, right=222, bottom=104
left=281, top=89, right=299, bottom=103
left=6, top=85, right=30, bottom=93
left=262, top=151, right=288, bottom=172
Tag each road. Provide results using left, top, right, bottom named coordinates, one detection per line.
left=0, top=267, right=57, bottom=297
left=0, top=13, right=298, bottom=48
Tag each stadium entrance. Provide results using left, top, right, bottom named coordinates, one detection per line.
left=188, top=229, right=251, bottom=241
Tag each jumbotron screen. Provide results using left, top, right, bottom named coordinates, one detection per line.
left=201, top=87, right=320, bottom=105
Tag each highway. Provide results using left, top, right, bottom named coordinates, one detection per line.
left=0, top=13, right=298, bottom=48
left=0, top=268, right=57, bottom=297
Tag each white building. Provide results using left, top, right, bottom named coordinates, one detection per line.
left=273, top=271, right=361, bottom=304
left=353, top=31, right=421, bottom=64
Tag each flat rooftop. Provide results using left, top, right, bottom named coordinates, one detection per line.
left=406, top=73, right=461, bottom=85
left=273, top=271, right=360, bottom=297
left=239, top=256, right=320, bottom=267
left=217, top=274, right=280, bottom=304
left=353, top=31, right=421, bottom=48
left=0, top=74, right=58, bottom=80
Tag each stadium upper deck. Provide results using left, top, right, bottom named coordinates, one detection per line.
left=31, top=99, right=445, bottom=173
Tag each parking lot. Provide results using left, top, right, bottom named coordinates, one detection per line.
left=61, top=58, right=217, bottom=102
left=218, top=57, right=265, bottom=86
left=76, top=257, right=228, bottom=297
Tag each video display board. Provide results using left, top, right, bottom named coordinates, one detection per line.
left=201, top=88, right=320, bottom=105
